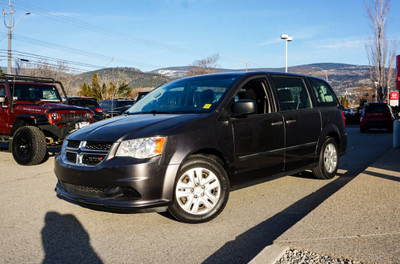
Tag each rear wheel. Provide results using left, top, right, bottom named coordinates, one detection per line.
left=312, top=137, right=339, bottom=179
left=12, top=126, right=47, bottom=165
left=168, top=155, right=229, bottom=223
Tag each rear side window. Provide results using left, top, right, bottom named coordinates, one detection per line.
left=69, top=99, right=99, bottom=108
left=364, top=104, right=389, bottom=114
left=0, top=85, right=5, bottom=97
left=270, top=76, right=311, bottom=111
left=309, top=78, right=337, bottom=107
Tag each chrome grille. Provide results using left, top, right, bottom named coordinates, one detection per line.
left=63, top=140, right=113, bottom=166
left=66, top=152, right=77, bottom=163
left=82, top=154, right=107, bottom=166
left=67, top=140, right=80, bottom=148
left=85, top=141, right=113, bottom=151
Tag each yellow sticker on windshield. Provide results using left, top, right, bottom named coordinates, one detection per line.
left=203, top=104, right=212, bottom=109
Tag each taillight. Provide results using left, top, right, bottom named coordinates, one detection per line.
left=341, top=111, right=346, bottom=127
left=95, top=108, right=103, bottom=113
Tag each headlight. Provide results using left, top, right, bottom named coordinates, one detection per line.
left=51, top=112, right=59, bottom=121
left=115, top=137, right=166, bottom=159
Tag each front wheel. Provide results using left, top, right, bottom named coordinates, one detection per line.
left=312, top=137, right=339, bottom=179
left=12, top=126, right=47, bottom=165
left=168, top=155, right=229, bottom=223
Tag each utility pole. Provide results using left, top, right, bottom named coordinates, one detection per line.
left=3, top=0, right=30, bottom=74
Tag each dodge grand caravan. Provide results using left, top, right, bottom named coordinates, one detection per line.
left=54, top=72, right=347, bottom=223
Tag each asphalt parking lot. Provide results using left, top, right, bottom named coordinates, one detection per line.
left=0, top=126, right=393, bottom=263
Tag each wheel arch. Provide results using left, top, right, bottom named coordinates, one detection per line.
left=166, top=150, right=230, bottom=223
left=161, top=147, right=232, bottom=204
left=10, top=114, right=49, bottom=136
left=316, top=124, right=341, bottom=161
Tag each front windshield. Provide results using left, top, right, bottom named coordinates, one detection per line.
left=12, top=84, right=61, bottom=101
left=127, top=74, right=239, bottom=114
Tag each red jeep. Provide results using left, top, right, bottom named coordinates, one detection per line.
left=0, top=75, right=94, bottom=165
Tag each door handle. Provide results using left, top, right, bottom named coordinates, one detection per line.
left=286, top=120, right=296, bottom=124
left=271, top=121, right=283, bottom=126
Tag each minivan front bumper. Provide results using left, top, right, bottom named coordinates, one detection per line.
left=54, top=154, right=180, bottom=212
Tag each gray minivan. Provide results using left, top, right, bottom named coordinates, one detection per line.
left=54, top=72, right=347, bottom=223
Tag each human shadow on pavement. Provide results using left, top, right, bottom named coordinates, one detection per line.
left=41, top=212, right=103, bottom=264
left=202, top=170, right=359, bottom=264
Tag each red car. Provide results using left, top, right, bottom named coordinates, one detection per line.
left=360, top=102, right=395, bottom=133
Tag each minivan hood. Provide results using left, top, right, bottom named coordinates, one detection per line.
left=67, top=113, right=202, bottom=142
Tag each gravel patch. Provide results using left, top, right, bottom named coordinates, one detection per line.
left=275, top=249, right=365, bottom=264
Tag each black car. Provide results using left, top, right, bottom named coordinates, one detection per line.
left=100, top=99, right=136, bottom=118
left=54, top=72, right=347, bottom=223
left=65, top=97, right=103, bottom=121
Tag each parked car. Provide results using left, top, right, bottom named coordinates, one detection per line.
left=100, top=99, right=136, bottom=118
left=65, top=97, right=103, bottom=121
left=360, top=102, right=395, bottom=133
left=54, top=72, right=347, bottom=223
left=0, top=74, right=93, bottom=165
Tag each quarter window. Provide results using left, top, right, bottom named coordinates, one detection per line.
left=309, top=78, right=337, bottom=106
left=271, top=77, right=311, bottom=111
left=0, top=86, right=5, bottom=97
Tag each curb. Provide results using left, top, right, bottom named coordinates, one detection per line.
left=249, top=244, right=289, bottom=264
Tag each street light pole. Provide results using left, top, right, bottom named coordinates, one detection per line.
left=280, top=34, right=293, bottom=73
left=3, top=0, right=30, bottom=74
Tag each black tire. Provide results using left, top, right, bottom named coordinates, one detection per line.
left=168, top=155, right=229, bottom=223
left=12, top=126, right=47, bottom=165
left=312, top=137, right=339, bottom=179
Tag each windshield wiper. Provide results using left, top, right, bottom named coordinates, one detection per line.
left=150, top=110, right=166, bottom=115
left=126, top=110, right=175, bottom=115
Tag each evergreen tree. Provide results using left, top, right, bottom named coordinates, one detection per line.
left=78, top=82, right=91, bottom=97
left=91, top=74, right=101, bottom=100
left=117, top=81, right=133, bottom=98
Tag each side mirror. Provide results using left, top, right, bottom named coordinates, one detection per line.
left=0, top=97, right=5, bottom=103
left=232, top=99, right=257, bottom=117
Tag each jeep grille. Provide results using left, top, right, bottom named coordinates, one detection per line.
left=60, top=112, right=88, bottom=122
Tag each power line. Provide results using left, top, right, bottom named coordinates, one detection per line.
left=13, top=0, right=204, bottom=57
left=0, top=32, right=161, bottom=69
left=2, top=0, right=257, bottom=71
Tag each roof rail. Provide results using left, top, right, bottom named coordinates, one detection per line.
left=0, top=74, right=57, bottom=83
left=0, top=74, right=68, bottom=102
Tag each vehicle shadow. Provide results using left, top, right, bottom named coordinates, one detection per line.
left=202, top=169, right=363, bottom=264
left=41, top=146, right=62, bottom=164
left=41, top=212, right=103, bottom=264
left=0, top=142, right=9, bottom=152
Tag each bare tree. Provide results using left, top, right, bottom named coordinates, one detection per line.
left=17, top=60, right=76, bottom=96
left=365, top=0, right=398, bottom=102
left=187, top=54, right=220, bottom=76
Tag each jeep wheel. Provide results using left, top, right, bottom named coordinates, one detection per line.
left=312, top=137, right=339, bottom=179
left=12, top=126, right=47, bottom=165
left=168, top=155, right=229, bottom=223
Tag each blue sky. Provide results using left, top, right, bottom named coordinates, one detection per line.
left=0, top=0, right=399, bottom=72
